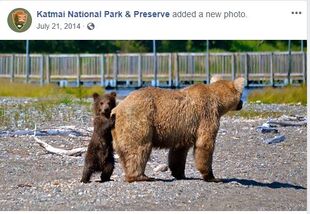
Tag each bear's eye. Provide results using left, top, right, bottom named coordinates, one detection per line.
left=100, top=101, right=104, bottom=105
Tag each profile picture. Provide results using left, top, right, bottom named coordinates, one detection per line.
left=7, top=8, right=32, bottom=32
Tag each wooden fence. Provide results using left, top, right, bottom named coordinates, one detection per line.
left=0, top=52, right=307, bottom=87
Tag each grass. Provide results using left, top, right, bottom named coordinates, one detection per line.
left=0, top=80, right=59, bottom=98
left=227, top=85, right=307, bottom=119
left=61, top=85, right=103, bottom=100
left=248, top=85, right=307, bottom=105
left=0, top=80, right=104, bottom=99
left=226, top=109, right=283, bottom=119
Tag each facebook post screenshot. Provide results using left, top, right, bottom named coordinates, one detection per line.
left=0, top=0, right=308, bottom=212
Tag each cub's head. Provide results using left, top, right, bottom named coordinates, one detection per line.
left=210, top=76, right=245, bottom=115
left=92, top=92, right=117, bottom=118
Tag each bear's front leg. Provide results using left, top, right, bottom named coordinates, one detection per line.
left=100, top=162, right=114, bottom=182
left=194, top=135, right=222, bottom=183
left=99, top=149, right=115, bottom=182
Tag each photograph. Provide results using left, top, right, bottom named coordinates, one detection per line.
left=0, top=40, right=307, bottom=211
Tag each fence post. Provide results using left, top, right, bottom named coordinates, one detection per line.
left=10, top=55, right=14, bottom=82
left=287, top=42, right=292, bottom=85
left=46, top=55, right=50, bottom=84
left=244, top=53, right=249, bottom=87
left=191, top=54, right=195, bottom=83
left=205, top=40, right=210, bottom=84
left=174, top=53, right=179, bottom=87
left=302, top=52, right=306, bottom=84
left=100, top=54, right=105, bottom=87
left=153, top=41, right=158, bottom=87
left=114, top=54, right=118, bottom=88
left=25, top=41, right=30, bottom=83
left=138, top=54, right=142, bottom=87
left=206, top=53, right=210, bottom=84
left=40, top=55, right=44, bottom=86
left=270, top=53, right=274, bottom=87
left=231, top=53, right=235, bottom=80
left=76, top=55, right=81, bottom=87
left=168, top=53, right=172, bottom=87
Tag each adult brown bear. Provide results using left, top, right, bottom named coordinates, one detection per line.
left=111, top=77, right=244, bottom=183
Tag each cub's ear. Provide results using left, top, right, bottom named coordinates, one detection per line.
left=110, top=92, right=117, bottom=98
left=234, top=77, right=245, bottom=93
left=92, top=92, right=100, bottom=101
left=210, top=75, right=223, bottom=84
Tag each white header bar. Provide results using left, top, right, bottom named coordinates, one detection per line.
left=0, top=0, right=307, bottom=40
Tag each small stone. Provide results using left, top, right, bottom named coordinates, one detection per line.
left=52, top=180, right=60, bottom=186
left=153, top=164, right=168, bottom=172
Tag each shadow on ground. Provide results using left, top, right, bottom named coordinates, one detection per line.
left=92, top=177, right=306, bottom=190
left=153, top=177, right=306, bottom=190
left=222, top=178, right=306, bottom=190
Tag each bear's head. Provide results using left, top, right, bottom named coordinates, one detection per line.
left=210, top=76, right=244, bottom=115
left=92, top=92, right=117, bottom=118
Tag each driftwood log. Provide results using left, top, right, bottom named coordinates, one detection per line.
left=32, top=136, right=87, bottom=156
left=267, top=120, right=307, bottom=127
left=0, top=126, right=91, bottom=137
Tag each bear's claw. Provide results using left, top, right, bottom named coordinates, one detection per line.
left=203, top=175, right=223, bottom=183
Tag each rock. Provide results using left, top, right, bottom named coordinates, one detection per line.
left=153, top=164, right=168, bottom=172
left=52, top=180, right=60, bottom=186
left=256, top=126, right=278, bottom=133
left=264, top=135, right=285, bottom=144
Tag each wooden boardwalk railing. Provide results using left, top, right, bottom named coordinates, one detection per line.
left=0, top=52, right=307, bottom=87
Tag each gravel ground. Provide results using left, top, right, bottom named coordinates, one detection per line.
left=0, top=98, right=307, bottom=211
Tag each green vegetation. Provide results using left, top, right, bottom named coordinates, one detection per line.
left=0, top=80, right=104, bottom=99
left=226, top=109, right=283, bottom=119
left=248, top=85, right=307, bottom=105
left=0, top=40, right=306, bottom=53
left=61, top=85, right=103, bottom=100
left=0, top=80, right=59, bottom=97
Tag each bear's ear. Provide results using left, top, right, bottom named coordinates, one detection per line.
left=110, top=92, right=117, bottom=98
left=92, top=92, right=100, bottom=101
left=234, top=77, right=245, bottom=93
left=210, top=75, right=223, bottom=84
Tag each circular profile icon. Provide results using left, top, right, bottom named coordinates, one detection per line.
left=7, top=8, right=32, bottom=33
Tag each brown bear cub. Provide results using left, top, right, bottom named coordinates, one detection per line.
left=111, top=76, right=244, bottom=183
left=81, top=92, right=116, bottom=183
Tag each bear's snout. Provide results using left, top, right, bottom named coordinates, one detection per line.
left=236, top=100, right=243, bottom=110
left=98, top=103, right=110, bottom=116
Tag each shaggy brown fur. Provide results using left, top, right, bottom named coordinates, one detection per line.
left=111, top=77, right=244, bottom=183
left=81, top=92, right=116, bottom=183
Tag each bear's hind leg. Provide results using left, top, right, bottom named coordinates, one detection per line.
left=118, top=143, right=154, bottom=183
left=168, top=147, right=189, bottom=179
left=81, top=159, right=95, bottom=183
left=100, top=150, right=115, bottom=182
left=100, top=162, right=114, bottom=182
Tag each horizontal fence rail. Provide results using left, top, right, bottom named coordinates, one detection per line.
left=0, top=52, right=307, bottom=87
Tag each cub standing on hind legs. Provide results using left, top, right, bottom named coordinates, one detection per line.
left=111, top=76, right=244, bottom=183
left=81, top=92, right=116, bottom=183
